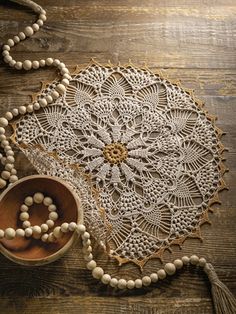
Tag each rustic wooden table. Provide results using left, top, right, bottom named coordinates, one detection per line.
left=0, top=1, right=235, bottom=313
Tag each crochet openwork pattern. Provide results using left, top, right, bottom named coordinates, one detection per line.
left=12, top=62, right=226, bottom=267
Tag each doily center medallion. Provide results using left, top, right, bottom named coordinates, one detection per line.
left=103, top=143, right=128, bottom=164
left=13, top=62, right=226, bottom=267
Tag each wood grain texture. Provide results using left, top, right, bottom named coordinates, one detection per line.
left=0, top=0, right=235, bottom=313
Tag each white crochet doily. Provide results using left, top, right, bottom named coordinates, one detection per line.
left=13, top=62, right=225, bottom=267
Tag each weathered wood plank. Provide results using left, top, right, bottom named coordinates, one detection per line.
left=0, top=296, right=214, bottom=314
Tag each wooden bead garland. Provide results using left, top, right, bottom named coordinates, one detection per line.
left=0, top=1, right=72, bottom=189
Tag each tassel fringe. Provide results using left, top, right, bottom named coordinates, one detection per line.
left=204, top=263, right=236, bottom=314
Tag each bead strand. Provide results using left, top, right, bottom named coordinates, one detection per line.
left=0, top=1, right=72, bottom=189
left=78, top=224, right=207, bottom=290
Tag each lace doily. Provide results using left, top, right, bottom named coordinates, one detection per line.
left=12, top=62, right=226, bottom=267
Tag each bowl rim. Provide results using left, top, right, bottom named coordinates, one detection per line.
left=0, top=174, right=83, bottom=266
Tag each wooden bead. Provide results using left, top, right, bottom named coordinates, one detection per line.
left=6, top=150, right=14, bottom=156
left=1, top=157, right=6, bottom=166
left=36, top=19, right=44, bottom=27
left=24, top=26, right=34, bottom=36
left=16, top=228, right=25, bottom=237
left=1, top=140, right=9, bottom=147
left=164, top=263, right=176, bottom=276
left=61, top=78, right=70, bottom=86
left=84, top=253, right=93, bottom=262
left=5, top=112, right=13, bottom=120
left=142, top=276, right=151, bottom=286
left=23, top=221, right=31, bottom=228
left=9, top=175, right=18, bottom=183
left=199, top=257, right=207, bottom=267
left=20, top=212, right=29, bottom=221
left=41, top=234, right=48, bottom=242
left=174, top=259, right=184, bottom=269
left=157, top=269, right=166, bottom=280
left=11, top=168, right=17, bottom=175
left=13, top=36, right=20, bottom=43
left=77, top=224, right=86, bottom=234
left=41, top=223, right=49, bottom=233
left=85, top=245, right=92, bottom=253
left=5, top=164, right=13, bottom=172
left=46, top=58, right=53, bottom=66
left=53, top=226, right=63, bottom=239
left=23, top=60, right=32, bottom=70
left=134, top=279, right=142, bottom=288
left=39, top=14, right=47, bottom=21
left=150, top=273, right=158, bottom=283
left=3, top=45, right=10, bottom=51
left=51, top=90, right=60, bottom=99
left=15, top=61, right=23, bottom=70
left=1, top=170, right=10, bottom=180
left=83, top=239, right=91, bottom=247
left=0, top=117, right=8, bottom=127
left=48, top=204, right=56, bottom=212
left=5, top=228, right=16, bottom=240
left=86, top=260, right=97, bottom=270
left=32, top=61, right=40, bottom=69
left=32, top=23, right=40, bottom=31
left=24, top=196, right=33, bottom=206
left=92, top=267, right=104, bottom=279
left=33, top=102, right=40, bottom=110
left=61, top=68, right=69, bottom=75
left=46, top=95, right=53, bottom=104
left=56, top=84, right=66, bottom=94
left=60, top=222, right=69, bottom=233
left=48, top=233, right=56, bottom=243
left=63, top=74, right=72, bottom=80
left=39, top=59, right=46, bottom=67
left=32, top=225, right=41, bottom=235
left=82, top=231, right=90, bottom=240
left=2, top=50, right=9, bottom=57
left=4, top=146, right=11, bottom=153
left=18, top=32, right=26, bottom=40
left=43, top=196, right=53, bottom=206
left=19, top=106, right=27, bottom=114
left=27, top=105, right=34, bottom=112
left=9, top=60, right=16, bottom=67
left=118, top=279, right=127, bottom=289
left=7, top=39, right=15, bottom=47
left=0, top=134, right=6, bottom=141
left=53, top=59, right=60, bottom=66
left=190, top=255, right=199, bottom=265
left=68, top=222, right=77, bottom=231
left=58, top=62, right=65, bottom=69
left=6, top=156, right=15, bottom=163
left=33, top=192, right=44, bottom=204
left=101, top=274, right=111, bottom=284
left=25, top=228, right=33, bottom=237
left=110, top=278, right=118, bottom=287
left=0, top=178, right=6, bottom=189
left=0, top=127, right=5, bottom=134
left=46, top=220, right=54, bottom=228
left=20, top=204, right=28, bottom=212
left=49, top=211, right=58, bottom=221
left=4, top=55, right=12, bottom=63
left=0, top=229, right=5, bottom=238
left=127, top=280, right=135, bottom=289
left=39, top=98, right=47, bottom=107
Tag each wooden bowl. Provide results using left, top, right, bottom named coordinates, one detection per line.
left=0, top=175, right=82, bottom=266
